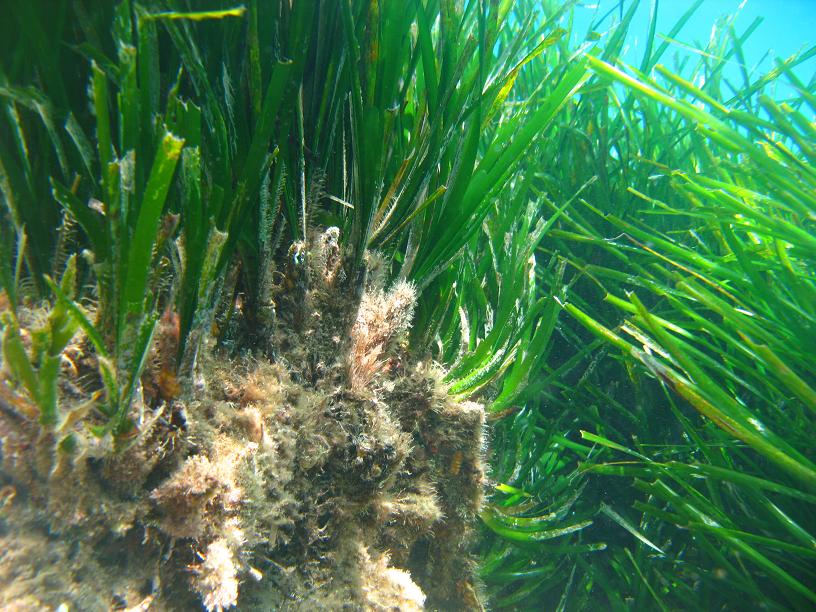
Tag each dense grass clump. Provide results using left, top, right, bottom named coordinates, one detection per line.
left=0, top=1, right=573, bottom=609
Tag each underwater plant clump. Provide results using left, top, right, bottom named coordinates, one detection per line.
left=0, top=229, right=487, bottom=610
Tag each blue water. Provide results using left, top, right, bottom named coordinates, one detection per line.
left=569, top=0, right=815, bottom=102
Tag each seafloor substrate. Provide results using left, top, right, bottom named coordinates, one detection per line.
left=0, top=230, right=487, bottom=611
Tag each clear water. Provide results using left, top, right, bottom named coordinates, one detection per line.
left=570, top=0, right=816, bottom=101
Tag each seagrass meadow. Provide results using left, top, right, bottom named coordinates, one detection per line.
left=0, top=0, right=814, bottom=610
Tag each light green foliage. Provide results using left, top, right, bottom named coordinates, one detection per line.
left=478, top=1, right=816, bottom=609
left=1, top=255, right=79, bottom=428
left=0, top=257, right=103, bottom=467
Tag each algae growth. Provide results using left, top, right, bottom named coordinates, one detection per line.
left=1, top=231, right=487, bottom=610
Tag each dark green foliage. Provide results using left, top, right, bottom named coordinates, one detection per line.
left=1, top=0, right=568, bottom=442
